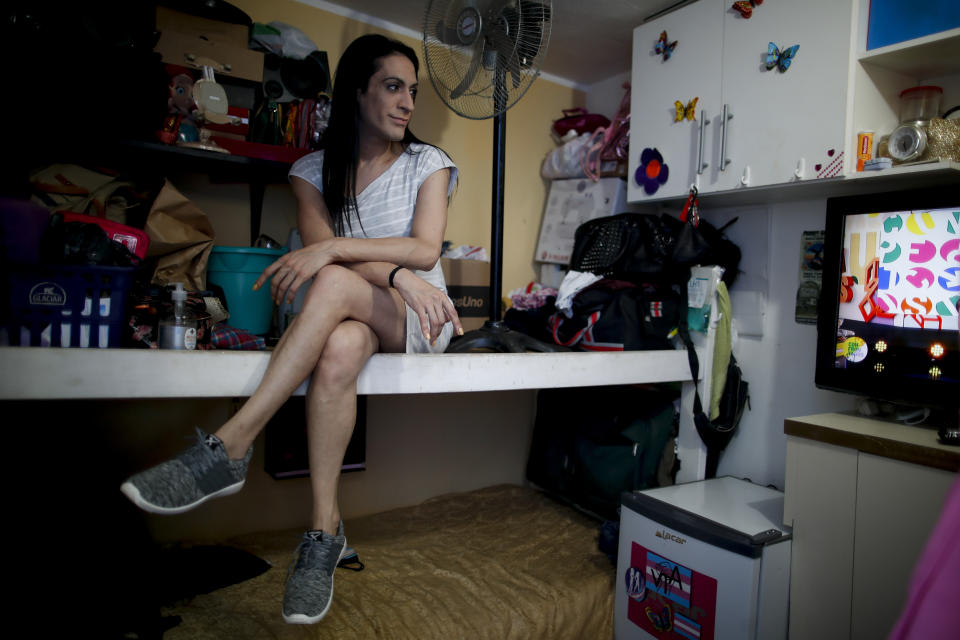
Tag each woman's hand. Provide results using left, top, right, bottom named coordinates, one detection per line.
left=253, top=239, right=338, bottom=305
left=393, top=268, right=464, bottom=344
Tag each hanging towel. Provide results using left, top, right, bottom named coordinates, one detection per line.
left=710, top=281, right=732, bottom=420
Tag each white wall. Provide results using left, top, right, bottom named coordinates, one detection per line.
left=586, top=71, right=632, bottom=120
left=699, top=197, right=856, bottom=489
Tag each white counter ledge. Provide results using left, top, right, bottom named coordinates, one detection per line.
left=0, top=347, right=696, bottom=399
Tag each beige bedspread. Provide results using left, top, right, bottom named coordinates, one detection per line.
left=163, top=484, right=615, bottom=639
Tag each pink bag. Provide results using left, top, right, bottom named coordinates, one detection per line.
left=552, top=108, right=610, bottom=138
left=581, top=83, right=631, bottom=181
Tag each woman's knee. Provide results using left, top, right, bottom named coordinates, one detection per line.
left=313, top=322, right=375, bottom=388
left=301, top=264, right=355, bottom=311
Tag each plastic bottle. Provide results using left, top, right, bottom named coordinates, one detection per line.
left=158, top=283, right=198, bottom=350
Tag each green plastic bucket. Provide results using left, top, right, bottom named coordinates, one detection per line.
left=206, top=245, right=286, bottom=335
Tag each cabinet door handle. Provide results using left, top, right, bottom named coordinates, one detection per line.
left=719, top=104, right=733, bottom=171
left=697, top=110, right=711, bottom=175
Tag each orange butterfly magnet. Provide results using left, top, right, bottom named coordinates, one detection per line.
left=732, top=0, right=763, bottom=19
left=674, top=97, right=698, bottom=122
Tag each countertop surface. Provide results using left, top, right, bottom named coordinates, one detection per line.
left=785, top=412, right=960, bottom=472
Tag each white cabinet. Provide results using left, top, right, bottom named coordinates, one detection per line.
left=783, top=413, right=959, bottom=640
left=627, top=0, right=722, bottom=201
left=628, top=0, right=853, bottom=203
left=710, top=0, right=853, bottom=189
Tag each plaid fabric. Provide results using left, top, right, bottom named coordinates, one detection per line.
left=211, top=324, right=266, bottom=350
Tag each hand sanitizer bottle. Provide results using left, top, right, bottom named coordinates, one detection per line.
left=158, top=283, right=197, bottom=350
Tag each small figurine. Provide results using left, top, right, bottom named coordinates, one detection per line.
left=161, top=73, right=200, bottom=143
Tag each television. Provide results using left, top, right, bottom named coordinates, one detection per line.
left=815, top=185, right=959, bottom=420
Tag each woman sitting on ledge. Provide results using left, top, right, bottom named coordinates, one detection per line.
left=120, top=33, right=462, bottom=625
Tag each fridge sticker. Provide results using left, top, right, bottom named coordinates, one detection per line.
left=625, top=542, right=718, bottom=639
left=646, top=551, right=692, bottom=608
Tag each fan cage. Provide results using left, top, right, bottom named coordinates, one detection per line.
left=422, top=0, right=551, bottom=120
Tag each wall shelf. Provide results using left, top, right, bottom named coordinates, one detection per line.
left=857, top=27, right=960, bottom=78
left=643, top=161, right=960, bottom=209
left=44, top=138, right=297, bottom=245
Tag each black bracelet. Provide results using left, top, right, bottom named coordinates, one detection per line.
left=388, top=265, right=404, bottom=288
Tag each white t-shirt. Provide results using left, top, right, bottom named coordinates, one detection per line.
left=288, top=143, right=458, bottom=290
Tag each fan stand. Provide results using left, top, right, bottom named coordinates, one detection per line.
left=446, top=67, right=565, bottom=353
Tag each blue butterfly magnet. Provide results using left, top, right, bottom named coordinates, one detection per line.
left=765, top=42, right=799, bottom=72
left=655, top=31, right=677, bottom=61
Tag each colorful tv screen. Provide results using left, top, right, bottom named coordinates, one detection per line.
left=817, top=187, right=959, bottom=409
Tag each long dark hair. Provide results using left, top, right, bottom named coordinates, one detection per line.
left=323, top=34, right=424, bottom=236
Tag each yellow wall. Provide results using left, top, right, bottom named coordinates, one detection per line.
left=228, top=0, right=584, bottom=293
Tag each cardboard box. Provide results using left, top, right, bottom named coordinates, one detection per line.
left=441, top=258, right=490, bottom=331
left=156, top=7, right=250, bottom=47
left=155, top=29, right=264, bottom=83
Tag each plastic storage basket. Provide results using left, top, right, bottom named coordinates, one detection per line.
left=3, top=264, right=136, bottom=348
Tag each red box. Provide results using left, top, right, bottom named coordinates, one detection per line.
left=61, top=212, right=150, bottom=259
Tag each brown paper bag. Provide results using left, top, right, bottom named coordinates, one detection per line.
left=144, top=179, right=215, bottom=289
left=29, top=163, right=142, bottom=225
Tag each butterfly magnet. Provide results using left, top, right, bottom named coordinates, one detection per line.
left=765, top=42, right=799, bottom=72
left=674, top=97, right=698, bottom=122
left=732, top=0, right=763, bottom=19
left=654, top=31, right=677, bottom=61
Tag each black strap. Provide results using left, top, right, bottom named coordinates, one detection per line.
left=675, top=275, right=723, bottom=478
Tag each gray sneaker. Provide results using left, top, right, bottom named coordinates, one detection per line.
left=282, top=523, right=347, bottom=624
left=120, top=427, right=251, bottom=515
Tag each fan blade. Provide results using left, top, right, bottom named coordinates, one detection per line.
left=516, top=0, right=550, bottom=66
left=482, top=7, right=519, bottom=89
left=450, top=38, right=486, bottom=100
left=434, top=20, right=462, bottom=45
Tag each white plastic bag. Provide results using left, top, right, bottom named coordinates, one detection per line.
left=541, top=133, right=591, bottom=179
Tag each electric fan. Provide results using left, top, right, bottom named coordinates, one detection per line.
left=423, top=0, right=562, bottom=352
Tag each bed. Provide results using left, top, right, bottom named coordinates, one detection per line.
left=161, top=484, right=616, bottom=639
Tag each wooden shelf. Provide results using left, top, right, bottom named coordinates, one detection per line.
left=0, top=347, right=696, bottom=400
left=857, top=27, right=960, bottom=78
left=45, top=138, right=299, bottom=245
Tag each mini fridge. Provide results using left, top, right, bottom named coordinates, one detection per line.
left=615, top=477, right=792, bottom=640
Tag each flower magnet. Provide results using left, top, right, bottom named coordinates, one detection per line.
left=636, top=148, right=669, bottom=195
